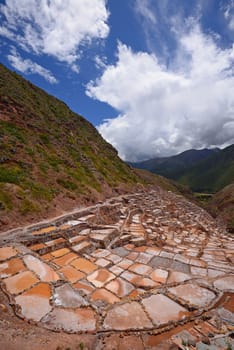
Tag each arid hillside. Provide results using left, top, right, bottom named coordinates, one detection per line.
left=208, top=183, right=234, bottom=232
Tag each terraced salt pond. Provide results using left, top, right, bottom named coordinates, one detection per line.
left=0, top=189, right=233, bottom=349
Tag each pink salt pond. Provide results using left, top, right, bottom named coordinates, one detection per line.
left=0, top=246, right=18, bottom=261
left=105, top=277, right=134, bottom=297
left=91, top=288, right=120, bottom=304
left=128, top=263, right=152, bottom=275
left=169, top=283, right=216, bottom=307
left=103, top=301, right=152, bottom=330
left=150, top=268, right=168, bottom=283
left=142, top=294, right=189, bottom=325
left=42, top=308, right=96, bottom=333
left=213, top=275, right=234, bottom=292
left=4, top=270, right=39, bottom=295
left=167, top=271, right=191, bottom=284
left=0, top=257, right=25, bottom=278
left=15, top=283, right=52, bottom=322
left=23, top=255, right=59, bottom=282
left=87, top=268, right=115, bottom=288
left=53, top=283, right=87, bottom=308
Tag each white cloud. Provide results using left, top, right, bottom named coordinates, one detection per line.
left=87, top=26, right=234, bottom=161
left=223, top=0, right=234, bottom=30
left=133, top=0, right=165, bottom=56
left=135, top=0, right=157, bottom=25
left=8, top=48, right=58, bottom=84
left=0, top=0, right=109, bottom=66
left=94, top=55, right=108, bottom=69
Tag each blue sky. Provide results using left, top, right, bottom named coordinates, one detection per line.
left=0, top=0, right=234, bottom=161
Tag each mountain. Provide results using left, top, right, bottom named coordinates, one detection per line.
left=130, top=148, right=220, bottom=180
left=179, top=144, right=234, bottom=192
left=131, top=145, right=234, bottom=193
left=0, top=64, right=180, bottom=230
left=208, top=183, right=234, bottom=232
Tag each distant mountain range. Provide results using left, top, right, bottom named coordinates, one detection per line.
left=130, top=145, right=234, bottom=192
left=130, top=148, right=220, bottom=180
left=179, top=144, right=234, bottom=192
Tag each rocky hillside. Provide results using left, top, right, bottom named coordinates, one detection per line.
left=0, top=64, right=179, bottom=231
left=208, top=183, right=234, bottom=232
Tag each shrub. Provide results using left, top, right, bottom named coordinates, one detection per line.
left=0, top=187, right=13, bottom=210
left=19, top=199, right=41, bottom=215
left=0, top=165, right=25, bottom=184
left=56, top=178, right=78, bottom=191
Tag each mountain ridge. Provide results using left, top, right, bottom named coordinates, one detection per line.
left=179, top=144, right=234, bottom=192
left=131, top=145, right=234, bottom=228
left=130, top=148, right=221, bottom=182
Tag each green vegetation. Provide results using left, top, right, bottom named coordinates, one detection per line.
left=56, top=178, right=78, bottom=191
left=19, top=198, right=41, bottom=215
left=131, top=148, right=219, bottom=181
left=39, top=133, right=52, bottom=147
left=229, top=217, right=234, bottom=230
left=131, top=146, right=234, bottom=193
left=0, top=120, right=26, bottom=143
left=194, top=192, right=213, bottom=204
left=0, top=185, right=13, bottom=211
left=179, top=145, right=234, bottom=192
left=29, top=183, right=55, bottom=201
left=226, top=341, right=232, bottom=350
left=78, top=343, right=84, bottom=350
left=0, top=165, right=26, bottom=185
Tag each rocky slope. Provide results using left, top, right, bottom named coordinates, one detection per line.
left=208, top=183, right=234, bottom=232
left=0, top=64, right=178, bottom=231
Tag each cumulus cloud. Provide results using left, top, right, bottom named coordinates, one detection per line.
left=87, top=26, right=234, bottom=161
left=8, top=48, right=58, bottom=84
left=0, top=0, right=109, bottom=66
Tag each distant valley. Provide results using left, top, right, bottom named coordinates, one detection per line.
left=130, top=145, right=234, bottom=231
left=130, top=148, right=220, bottom=183
left=130, top=146, right=234, bottom=193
